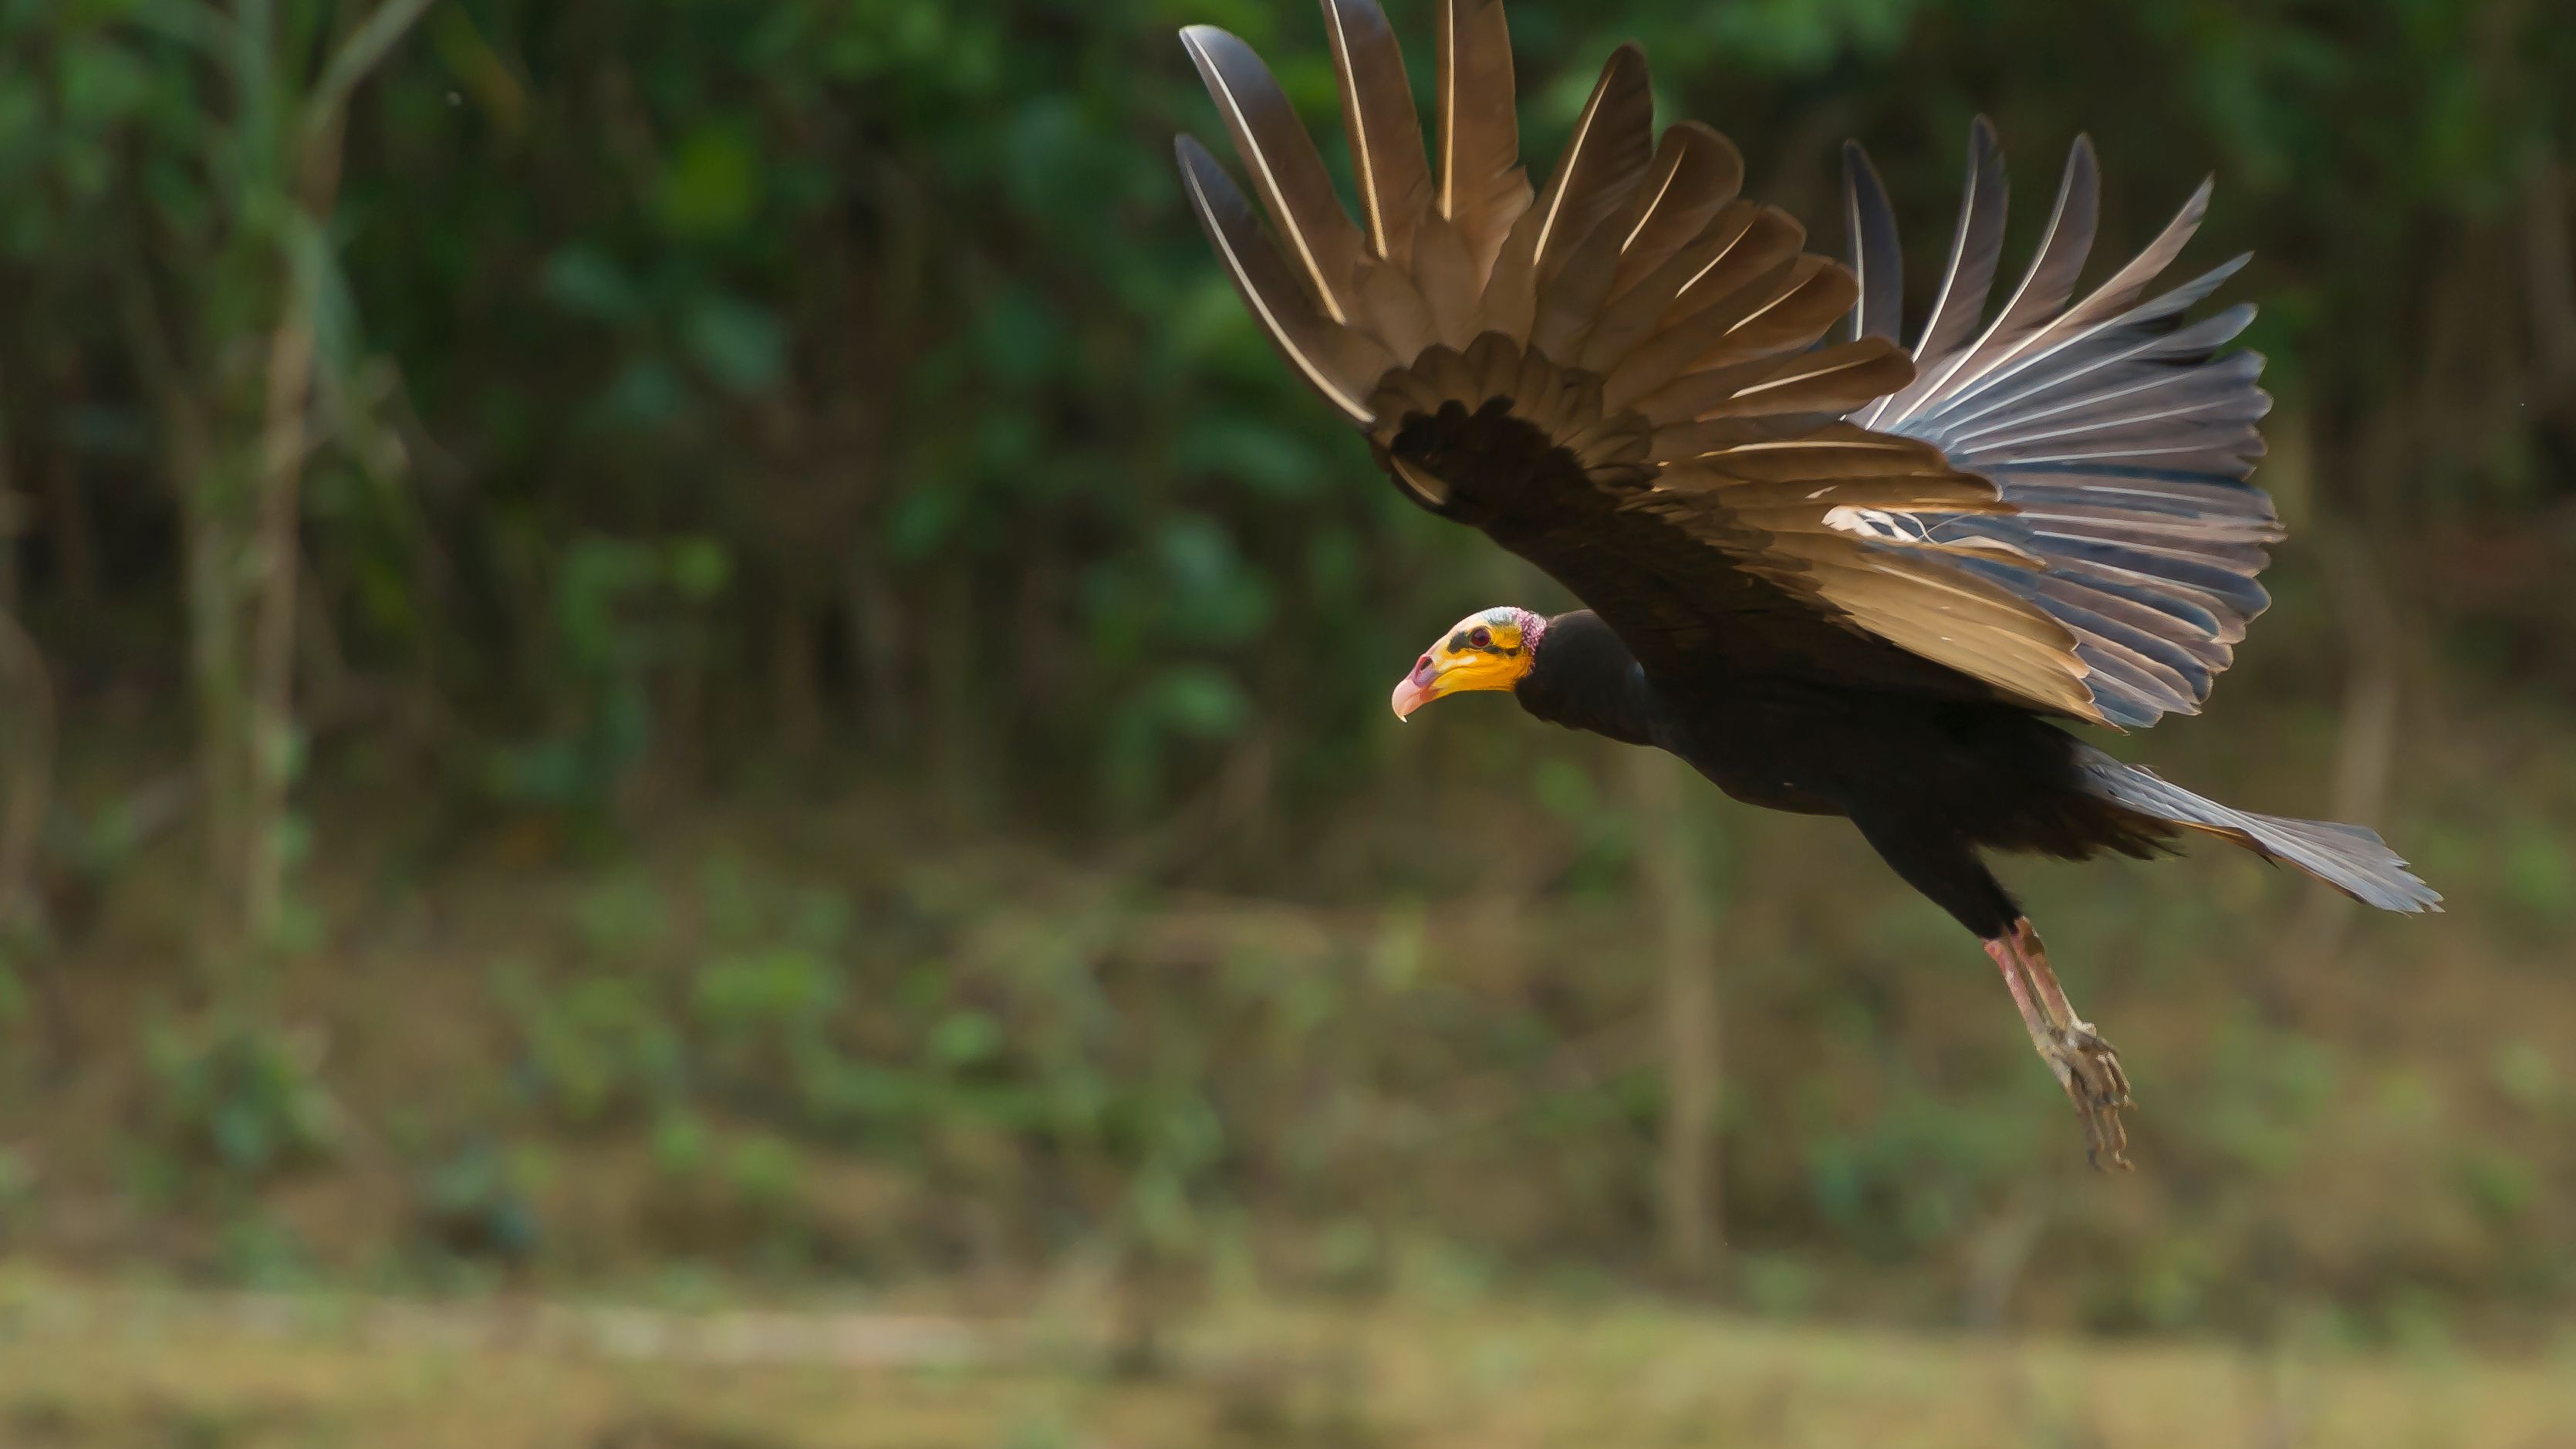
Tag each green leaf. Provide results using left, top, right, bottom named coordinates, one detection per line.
left=681, top=293, right=785, bottom=394
left=653, top=124, right=761, bottom=238
left=1150, top=666, right=1249, bottom=741
left=59, top=39, right=156, bottom=125
left=542, top=246, right=643, bottom=324
left=929, top=1010, right=1002, bottom=1067
left=885, top=480, right=967, bottom=562
left=1177, top=414, right=1328, bottom=498
left=971, top=285, right=1064, bottom=392
left=592, top=358, right=689, bottom=429
left=667, top=535, right=732, bottom=600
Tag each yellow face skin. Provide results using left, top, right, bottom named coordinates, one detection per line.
left=1391, top=607, right=1537, bottom=718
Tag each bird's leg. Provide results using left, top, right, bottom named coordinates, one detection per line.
left=1982, top=919, right=2132, bottom=1170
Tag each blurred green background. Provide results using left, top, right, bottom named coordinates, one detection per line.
left=1, top=0, right=2574, bottom=1444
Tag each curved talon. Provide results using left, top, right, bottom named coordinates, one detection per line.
left=2047, top=1024, right=2132, bottom=1170
left=1988, top=919, right=2134, bottom=1170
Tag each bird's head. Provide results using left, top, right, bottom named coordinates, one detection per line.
left=1391, top=607, right=1547, bottom=720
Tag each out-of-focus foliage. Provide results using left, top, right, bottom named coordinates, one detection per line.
left=8, top=0, right=2567, bottom=828
left=0, top=0, right=2571, bottom=1346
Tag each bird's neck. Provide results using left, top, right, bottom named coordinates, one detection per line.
left=1512, top=611, right=1663, bottom=748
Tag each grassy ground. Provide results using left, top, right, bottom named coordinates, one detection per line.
left=2, top=1272, right=2571, bottom=1449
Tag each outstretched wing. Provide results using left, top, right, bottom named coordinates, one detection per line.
left=1844, top=125, right=2278, bottom=728
left=1176, top=1, right=2112, bottom=721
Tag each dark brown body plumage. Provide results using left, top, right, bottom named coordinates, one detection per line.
left=1518, top=609, right=2178, bottom=939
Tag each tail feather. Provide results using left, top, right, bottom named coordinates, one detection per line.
left=2077, top=748, right=2441, bottom=914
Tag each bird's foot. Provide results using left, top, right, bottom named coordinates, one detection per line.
left=1986, top=919, right=2133, bottom=1171
left=2037, top=1018, right=2132, bottom=1171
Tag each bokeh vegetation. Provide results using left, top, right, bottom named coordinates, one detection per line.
left=2, top=0, right=2574, bottom=1400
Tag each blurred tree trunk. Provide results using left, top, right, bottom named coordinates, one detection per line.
left=0, top=386, right=47, bottom=926
left=928, top=567, right=984, bottom=819
left=0, top=344, right=66, bottom=1070
left=2261, top=408, right=2401, bottom=985
left=772, top=591, right=824, bottom=758
left=0, top=393, right=19, bottom=617
left=843, top=547, right=909, bottom=750
left=1629, top=747, right=1721, bottom=1281
left=181, top=144, right=336, bottom=953
left=243, top=201, right=328, bottom=943
left=44, top=365, right=98, bottom=616
left=2286, top=527, right=2401, bottom=969
left=840, top=160, right=927, bottom=758
left=2529, top=160, right=2576, bottom=397
left=136, top=0, right=434, bottom=960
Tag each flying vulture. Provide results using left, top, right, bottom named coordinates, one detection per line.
left=1173, top=0, right=2439, bottom=1167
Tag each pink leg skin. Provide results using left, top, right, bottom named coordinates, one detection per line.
left=1983, top=919, right=2132, bottom=1170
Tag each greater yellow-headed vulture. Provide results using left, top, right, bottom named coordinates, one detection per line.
left=1175, top=0, right=2438, bottom=1167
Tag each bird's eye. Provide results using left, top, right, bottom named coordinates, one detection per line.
left=1469, top=627, right=1492, bottom=650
